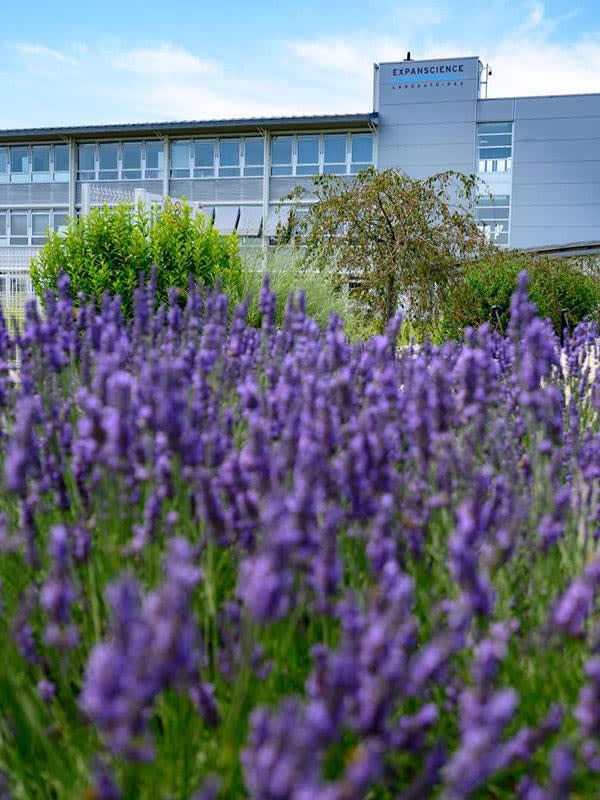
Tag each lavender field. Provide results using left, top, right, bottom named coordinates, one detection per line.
left=1, top=271, right=600, bottom=799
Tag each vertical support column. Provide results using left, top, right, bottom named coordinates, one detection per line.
left=162, top=137, right=169, bottom=203
left=68, top=138, right=77, bottom=218
left=261, top=130, right=271, bottom=263
left=81, top=183, right=90, bottom=215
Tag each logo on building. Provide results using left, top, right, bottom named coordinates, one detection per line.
left=391, top=63, right=466, bottom=89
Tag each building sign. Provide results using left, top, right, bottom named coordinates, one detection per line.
left=392, top=64, right=465, bottom=81
left=391, top=63, right=466, bottom=90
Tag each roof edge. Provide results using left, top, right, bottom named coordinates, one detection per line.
left=0, top=112, right=378, bottom=143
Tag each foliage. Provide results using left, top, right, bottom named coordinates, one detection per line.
left=0, top=273, right=600, bottom=797
left=30, top=199, right=242, bottom=317
left=287, top=166, right=494, bottom=332
left=441, top=250, right=600, bottom=339
left=239, top=246, right=377, bottom=339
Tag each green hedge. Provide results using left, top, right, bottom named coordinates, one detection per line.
left=440, top=252, right=600, bottom=339
left=31, top=199, right=242, bottom=317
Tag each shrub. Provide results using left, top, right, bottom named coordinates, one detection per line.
left=240, top=246, right=378, bottom=339
left=440, top=251, right=600, bottom=339
left=31, top=199, right=242, bottom=316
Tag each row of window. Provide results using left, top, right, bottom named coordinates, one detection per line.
left=78, top=141, right=164, bottom=181
left=269, top=133, right=373, bottom=177
left=475, top=194, right=510, bottom=245
left=74, top=133, right=374, bottom=181
left=0, top=144, right=70, bottom=183
left=477, top=122, right=513, bottom=174
left=0, top=125, right=511, bottom=184
left=0, top=209, right=68, bottom=245
left=170, top=132, right=373, bottom=179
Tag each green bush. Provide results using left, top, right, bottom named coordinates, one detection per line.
left=240, top=246, right=377, bottom=339
left=440, top=252, right=600, bottom=339
left=31, top=199, right=242, bottom=317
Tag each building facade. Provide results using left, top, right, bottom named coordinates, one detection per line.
left=1, top=54, right=600, bottom=272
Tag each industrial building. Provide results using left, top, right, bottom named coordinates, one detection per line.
left=1, top=54, right=600, bottom=274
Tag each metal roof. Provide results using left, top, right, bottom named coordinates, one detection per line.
left=521, top=241, right=600, bottom=257
left=0, top=112, right=378, bottom=143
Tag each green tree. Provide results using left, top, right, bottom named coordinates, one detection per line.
left=31, top=198, right=242, bottom=317
left=288, top=167, right=494, bottom=331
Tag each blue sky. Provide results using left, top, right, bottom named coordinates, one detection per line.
left=1, top=0, right=599, bottom=128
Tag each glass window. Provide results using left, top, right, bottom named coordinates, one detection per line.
left=219, top=139, right=240, bottom=177
left=0, top=149, right=7, bottom=183
left=145, top=142, right=164, bottom=178
left=477, top=122, right=512, bottom=173
left=194, top=140, right=215, bottom=178
left=296, top=135, right=319, bottom=176
left=351, top=133, right=373, bottom=172
left=78, top=144, right=96, bottom=180
left=271, top=136, right=293, bottom=176
left=32, top=212, right=50, bottom=244
left=0, top=212, right=6, bottom=239
left=53, top=212, right=68, bottom=233
left=122, top=142, right=142, bottom=179
left=244, top=137, right=264, bottom=177
left=10, top=212, right=28, bottom=244
left=53, top=145, right=70, bottom=182
left=32, top=146, right=51, bottom=182
left=11, top=147, right=29, bottom=182
left=476, top=195, right=510, bottom=246
left=170, top=141, right=190, bottom=178
left=324, top=135, right=347, bottom=174
left=98, top=143, right=118, bottom=180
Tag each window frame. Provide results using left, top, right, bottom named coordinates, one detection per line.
left=477, top=122, right=513, bottom=174
left=476, top=194, right=511, bottom=246
left=10, top=146, right=30, bottom=183
left=2, top=208, right=69, bottom=246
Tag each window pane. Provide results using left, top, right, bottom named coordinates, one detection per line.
left=479, top=146, right=512, bottom=160
left=122, top=142, right=142, bottom=170
left=478, top=133, right=512, bottom=148
left=478, top=122, right=512, bottom=134
left=99, top=143, right=118, bottom=179
left=297, top=136, right=319, bottom=165
left=11, top=213, right=27, bottom=236
left=193, top=140, right=214, bottom=177
left=323, top=164, right=347, bottom=175
left=170, top=141, right=190, bottom=177
left=0, top=149, right=7, bottom=183
left=271, top=137, right=292, bottom=176
left=32, top=146, right=50, bottom=173
left=11, top=147, right=29, bottom=181
left=78, top=144, right=95, bottom=179
left=245, top=138, right=264, bottom=166
left=32, top=213, right=50, bottom=243
left=351, top=133, right=373, bottom=163
left=53, top=212, right=68, bottom=232
left=219, top=139, right=239, bottom=167
left=324, top=135, right=346, bottom=165
left=145, top=142, right=164, bottom=172
left=271, top=136, right=292, bottom=165
left=219, top=139, right=240, bottom=176
left=32, top=213, right=50, bottom=234
left=54, top=145, right=69, bottom=172
left=0, top=213, right=6, bottom=238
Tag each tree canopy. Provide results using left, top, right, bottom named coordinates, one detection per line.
left=285, top=167, right=494, bottom=331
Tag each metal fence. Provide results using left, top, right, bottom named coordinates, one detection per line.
left=0, top=248, right=37, bottom=325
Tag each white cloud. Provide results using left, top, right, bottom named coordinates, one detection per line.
left=12, top=42, right=79, bottom=66
left=111, top=43, right=216, bottom=78
left=4, top=10, right=600, bottom=129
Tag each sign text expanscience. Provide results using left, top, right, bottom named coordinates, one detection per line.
left=392, top=63, right=465, bottom=83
